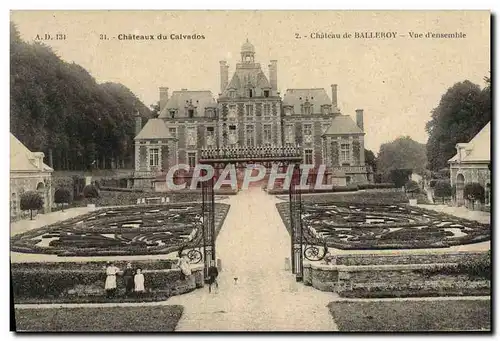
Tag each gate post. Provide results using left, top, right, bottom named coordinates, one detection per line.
left=289, top=163, right=303, bottom=281
left=201, top=168, right=216, bottom=280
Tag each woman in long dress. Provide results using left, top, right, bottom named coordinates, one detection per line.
left=134, top=268, right=145, bottom=294
left=105, top=262, right=120, bottom=298
left=176, top=253, right=192, bottom=280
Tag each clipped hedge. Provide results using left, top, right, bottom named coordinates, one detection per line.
left=11, top=261, right=203, bottom=303
left=299, top=190, right=409, bottom=205
left=416, top=251, right=491, bottom=280
left=358, top=183, right=396, bottom=190
left=267, top=185, right=359, bottom=195
left=338, top=283, right=491, bottom=298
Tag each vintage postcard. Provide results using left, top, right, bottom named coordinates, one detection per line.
left=9, top=10, right=491, bottom=332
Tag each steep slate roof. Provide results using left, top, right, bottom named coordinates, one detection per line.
left=282, top=88, right=332, bottom=114
left=448, top=122, right=490, bottom=163
left=158, top=90, right=216, bottom=118
left=134, top=119, right=173, bottom=140
left=223, top=66, right=271, bottom=95
left=10, top=133, right=53, bottom=172
left=323, top=115, right=364, bottom=135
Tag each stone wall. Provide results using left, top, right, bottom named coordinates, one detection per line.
left=303, top=251, right=490, bottom=297
left=331, top=251, right=487, bottom=266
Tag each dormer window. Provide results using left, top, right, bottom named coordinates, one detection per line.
left=170, top=110, right=176, bottom=118
left=264, top=90, right=270, bottom=98
left=188, top=109, right=194, bottom=118
left=230, top=90, right=236, bottom=98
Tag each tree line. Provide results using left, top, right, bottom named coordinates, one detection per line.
left=370, top=75, right=490, bottom=181
left=10, top=22, right=153, bottom=171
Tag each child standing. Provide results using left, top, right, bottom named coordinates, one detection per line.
left=134, top=268, right=145, bottom=294
left=207, top=260, right=219, bottom=294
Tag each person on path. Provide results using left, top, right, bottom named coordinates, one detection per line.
left=134, top=268, right=145, bottom=295
left=176, top=252, right=192, bottom=281
left=207, top=260, right=219, bottom=294
left=104, top=262, right=120, bottom=298
left=123, top=262, right=135, bottom=296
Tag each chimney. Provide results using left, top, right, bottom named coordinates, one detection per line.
left=269, top=60, right=277, bottom=91
left=356, top=109, right=364, bottom=131
left=135, top=111, right=142, bottom=136
left=159, top=87, right=169, bottom=112
left=331, top=84, right=338, bottom=108
left=220, top=61, right=229, bottom=93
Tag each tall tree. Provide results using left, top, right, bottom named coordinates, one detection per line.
left=150, top=101, right=161, bottom=118
left=377, top=136, right=427, bottom=177
left=364, top=149, right=377, bottom=172
left=10, top=22, right=152, bottom=170
left=426, top=79, right=491, bottom=171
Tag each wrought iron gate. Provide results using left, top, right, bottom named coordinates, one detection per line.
left=289, top=164, right=304, bottom=281
left=201, top=169, right=216, bottom=278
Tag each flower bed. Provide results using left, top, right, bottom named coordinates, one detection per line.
left=11, top=203, right=230, bottom=256
left=276, top=201, right=490, bottom=250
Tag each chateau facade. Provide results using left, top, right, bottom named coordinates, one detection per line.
left=134, top=40, right=371, bottom=188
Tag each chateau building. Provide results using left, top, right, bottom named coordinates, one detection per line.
left=134, top=40, right=371, bottom=189
left=10, top=133, right=53, bottom=219
left=448, top=122, right=491, bottom=207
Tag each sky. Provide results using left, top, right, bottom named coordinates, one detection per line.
left=10, top=10, right=490, bottom=153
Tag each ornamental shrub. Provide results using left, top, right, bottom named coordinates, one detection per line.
left=464, top=182, right=485, bottom=209
left=54, top=188, right=71, bottom=211
left=434, top=180, right=452, bottom=204
left=404, top=180, right=420, bottom=198
left=83, top=184, right=99, bottom=198
left=20, top=191, right=44, bottom=220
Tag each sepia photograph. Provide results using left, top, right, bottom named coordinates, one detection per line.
left=9, top=10, right=491, bottom=332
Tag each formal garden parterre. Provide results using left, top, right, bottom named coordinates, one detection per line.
left=11, top=203, right=230, bottom=257
left=277, top=202, right=490, bottom=250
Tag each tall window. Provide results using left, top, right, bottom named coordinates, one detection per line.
left=263, top=124, right=272, bottom=145
left=245, top=104, right=253, bottom=117
left=303, top=124, right=313, bottom=143
left=263, top=104, right=271, bottom=118
left=304, top=149, right=313, bottom=164
left=206, top=127, right=215, bottom=146
left=169, top=127, right=177, bottom=138
left=187, top=152, right=197, bottom=168
left=228, top=105, right=237, bottom=119
left=170, top=110, right=176, bottom=118
left=264, top=90, right=270, bottom=98
left=188, top=109, right=195, bottom=118
left=285, top=124, right=295, bottom=144
left=248, top=89, right=253, bottom=98
left=340, top=143, right=350, bottom=165
left=245, top=125, right=255, bottom=146
left=186, top=127, right=196, bottom=146
left=229, top=125, right=237, bottom=144
left=149, top=148, right=159, bottom=167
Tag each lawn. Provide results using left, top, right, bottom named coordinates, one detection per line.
left=328, top=300, right=491, bottom=332
left=14, top=305, right=184, bottom=332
